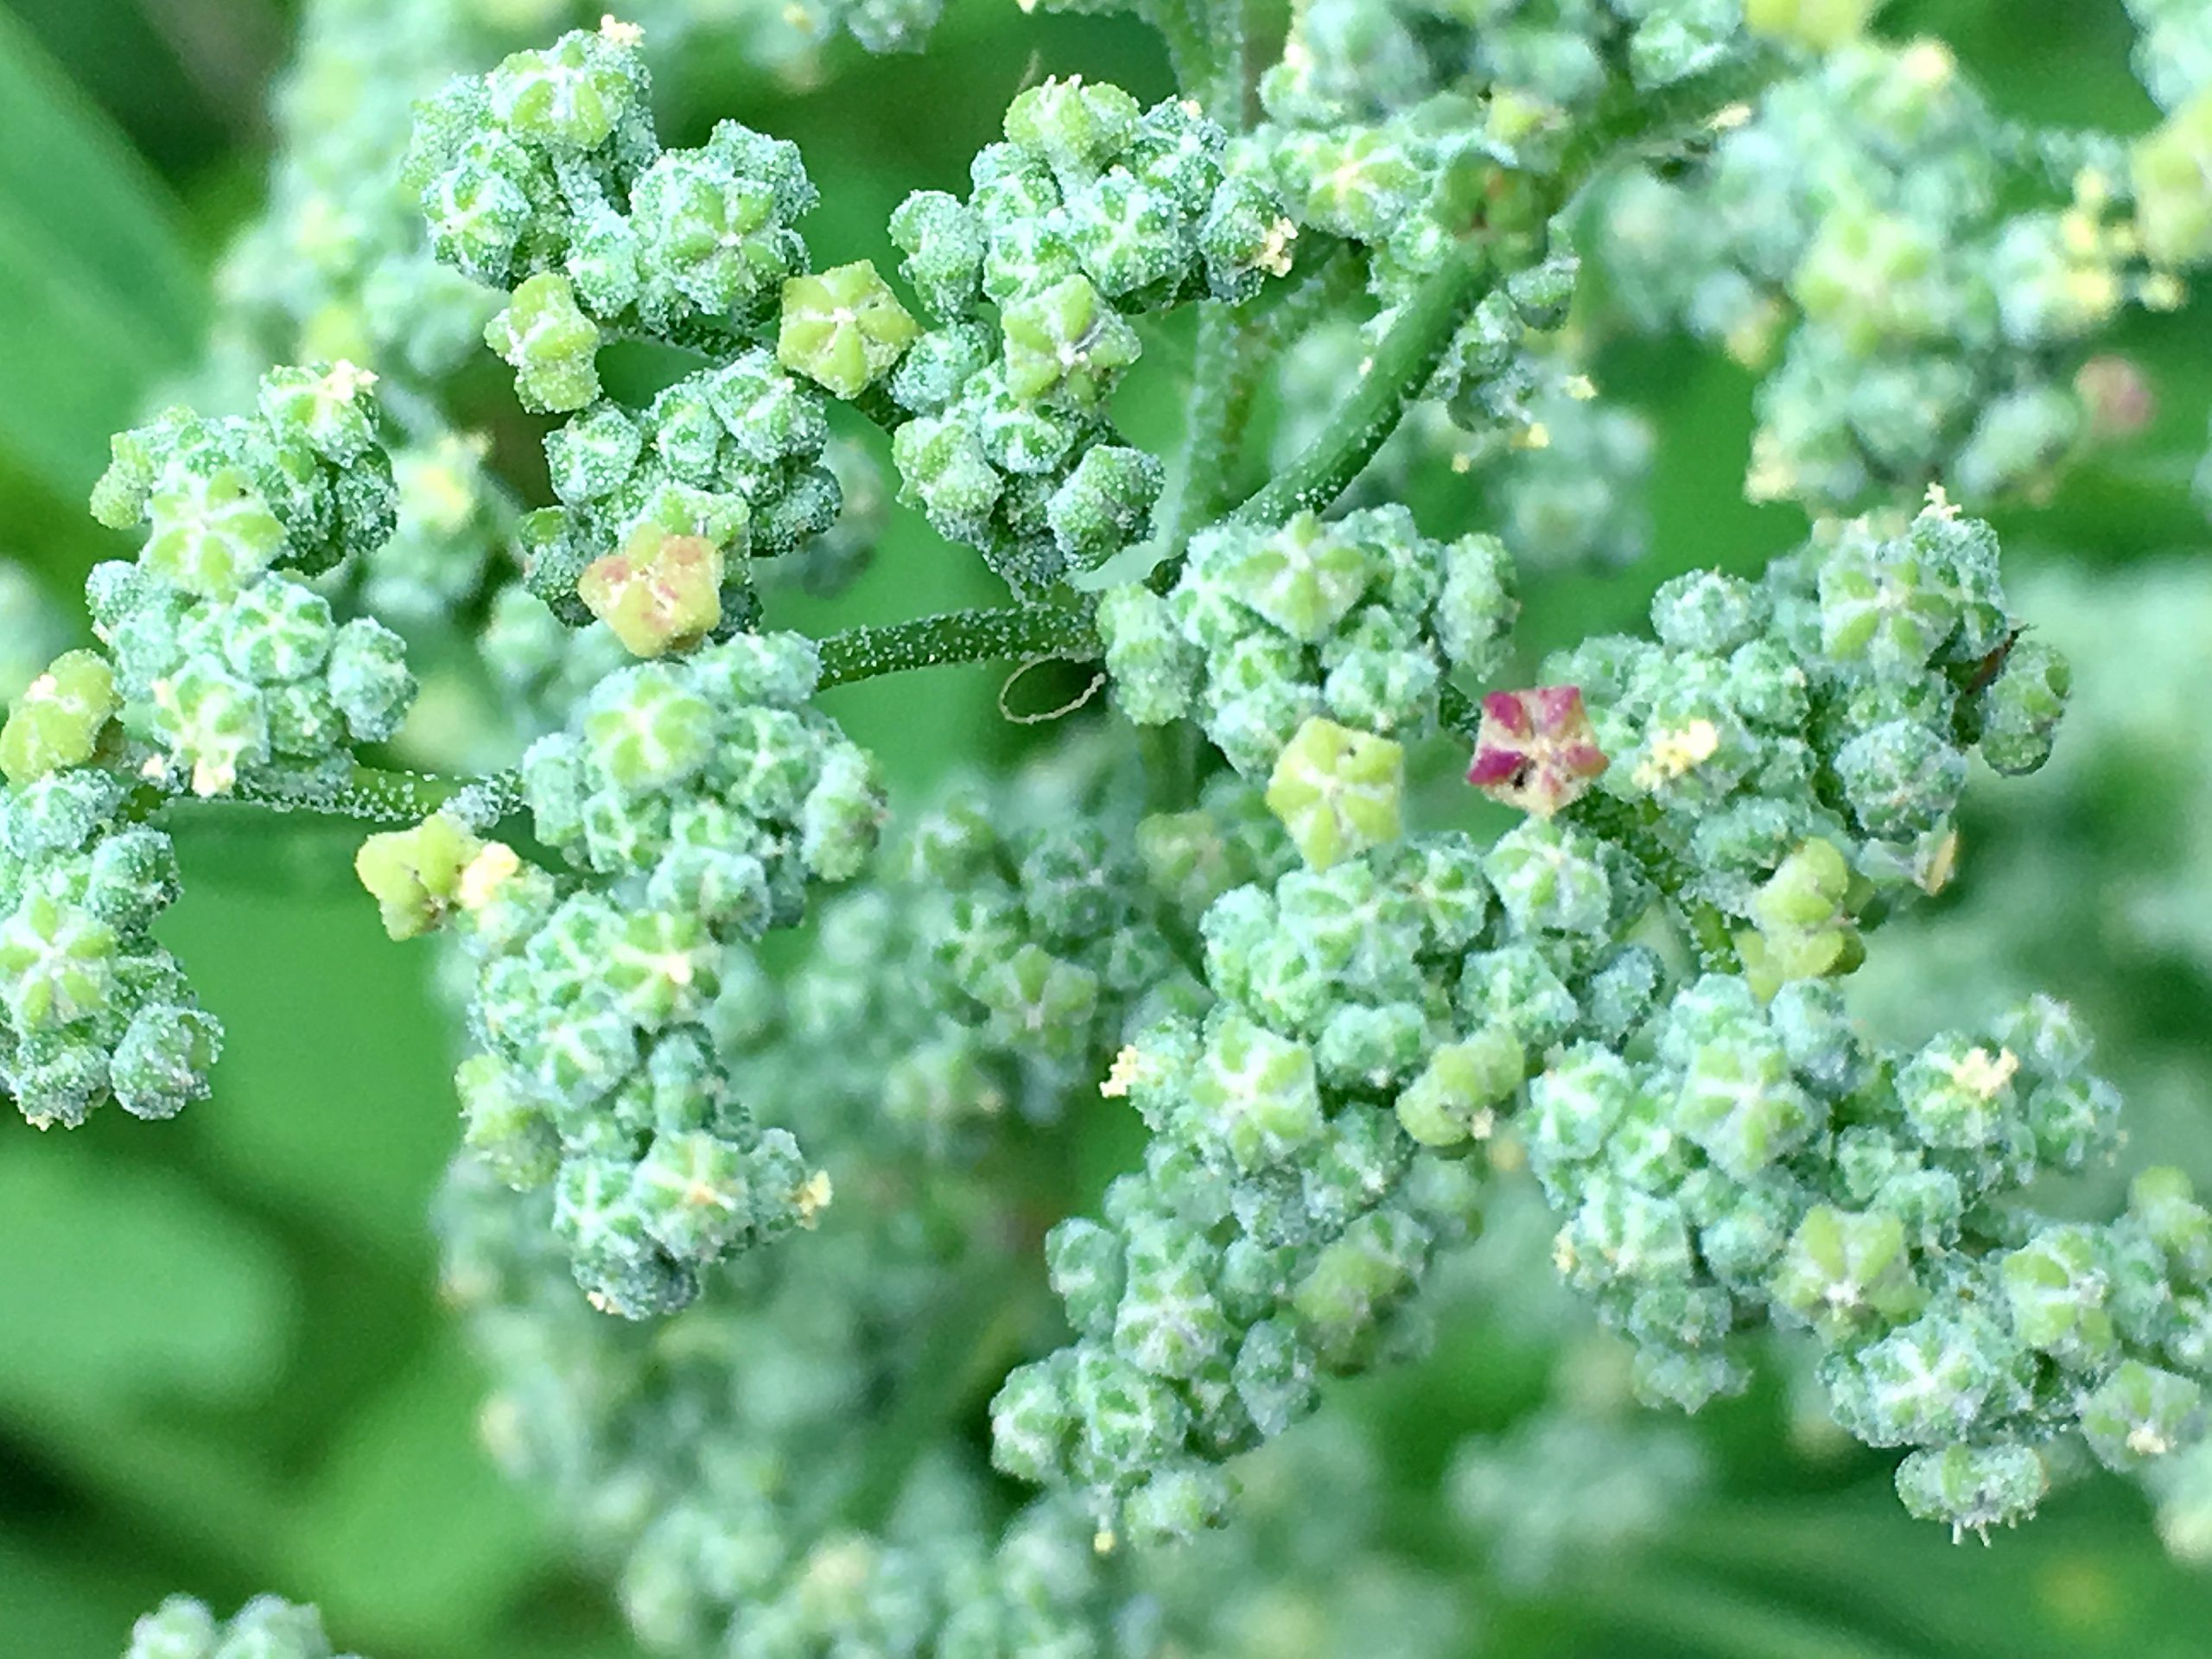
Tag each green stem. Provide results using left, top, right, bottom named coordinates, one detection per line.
left=1221, top=47, right=1785, bottom=536
left=219, top=764, right=521, bottom=826
left=1224, top=238, right=1491, bottom=531
left=816, top=601, right=1100, bottom=690
left=1138, top=0, right=1218, bottom=108
left=1154, top=301, right=1244, bottom=566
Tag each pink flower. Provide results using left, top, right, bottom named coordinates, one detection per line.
left=1466, top=686, right=1608, bottom=817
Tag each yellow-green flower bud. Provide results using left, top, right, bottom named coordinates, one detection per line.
left=1264, top=716, right=1404, bottom=871
left=577, top=526, right=724, bottom=658
left=0, top=651, right=117, bottom=788
left=778, top=261, right=920, bottom=399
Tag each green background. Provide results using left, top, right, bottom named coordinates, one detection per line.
left=3, top=1, right=2211, bottom=1655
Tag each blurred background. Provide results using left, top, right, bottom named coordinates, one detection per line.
left=3, top=0, right=2212, bottom=1655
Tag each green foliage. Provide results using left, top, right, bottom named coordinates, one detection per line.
left=5, top=0, right=2212, bottom=1656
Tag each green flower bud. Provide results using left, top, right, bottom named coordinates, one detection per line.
left=456, top=1052, right=560, bottom=1188
left=1897, top=1036, right=2019, bottom=1150
left=632, top=144, right=807, bottom=325
left=354, top=813, right=496, bottom=940
left=1002, top=276, right=1141, bottom=406
left=1004, top=77, right=1141, bottom=184
left=1048, top=445, right=1163, bottom=570
left=110, top=1002, right=221, bottom=1121
left=889, top=189, right=985, bottom=320
left=1264, top=716, right=1404, bottom=871
left=1834, top=719, right=1965, bottom=842
left=1772, top=1205, right=1923, bottom=1341
left=486, top=26, right=639, bottom=151
left=1972, top=638, right=2069, bottom=776
left=0, top=651, right=117, bottom=787
left=1394, top=1027, right=1524, bottom=1147
left=578, top=527, right=726, bottom=659
left=778, top=261, right=920, bottom=399
left=1189, top=1014, right=1324, bottom=1173
left=2001, top=1224, right=2116, bottom=1366
left=2134, top=88, right=2212, bottom=269
left=144, top=465, right=287, bottom=598
left=327, top=619, right=414, bottom=743
left=1895, top=1443, right=2045, bottom=1541
left=151, top=660, right=269, bottom=798
left=1676, top=1033, right=1819, bottom=1179
left=486, top=273, right=601, bottom=415
left=2082, top=1361, right=2206, bottom=1471
left=0, top=891, right=117, bottom=1029
left=581, top=666, right=716, bottom=797
left=1290, top=1208, right=1428, bottom=1370
left=1484, top=819, right=1611, bottom=937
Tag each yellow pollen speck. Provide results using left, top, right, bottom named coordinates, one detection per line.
left=1257, top=216, right=1300, bottom=277
left=1902, top=39, right=1955, bottom=86
left=1101, top=1044, right=1147, bottom=1098
left=1948, top=1046, right=2019, bottom=1098
left=1633, top=718, right=1721, bottom=789
left=1924, top=481, right=1960, bottom=519
left=458, top=841, right=521, bottom=911
left=599, top=14, right=644, bottom=44
left=1514, top=422, right=1552, bottom=451
left=1450, top=452, right=1474, bottom=474
left=1093, top=1529, right=1118, bottom=1554
left=1565, top=373, right=1599, bottom=401
left=797, top=1169, right=834, bottom=1225
left=1709, top=102, right=1752, bottom=131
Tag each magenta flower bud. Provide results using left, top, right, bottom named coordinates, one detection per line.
left=1466, top=685, right=1608, bottom=817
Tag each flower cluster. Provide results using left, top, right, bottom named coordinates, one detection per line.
left=84, top=365, right=414, bottom=801
left=1523, top=976, right=2212, bottom=1538
left=124, top=1596, right=361, bottom=1659
left=1548, top=500, right=2063, bottom=972
left=359, top=631, right=881, bottom=1316
left=992, top=833, right=1567, bottom=1545
left=0, top=766, right=215, bottom=1129
left=1597, top=38, right=2177, bottom=510
left=880, top=77, right=1295, bottom=592
left=1096, top=505, right=1517, bottom=858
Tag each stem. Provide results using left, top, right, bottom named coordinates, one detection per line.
left=1137, top=0, right=1218, bottom=108
left=815, top=601, right=1100, bottom=690
left=1224, top=240, right=1490, bottom=530
left=222, top=764, right=522, bottom=826
left=1154, top=301, right=1244, bottom=565
left=1222, top=47, right=1786, bottom=536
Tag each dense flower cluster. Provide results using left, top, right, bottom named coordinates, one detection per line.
left=881, top=77, right=1295, bottom=592
left=125, top=1597, right=362, bottom=1659
left=68, top=0, right=2212, bottom=1649
left=85, top=364, right=414, bottom=800
left=359, top=631, right=881, bottom=1317
left=422, top=752, right=1300, bottom=1655
left=994, top=834, right=1546, bottom=1544
left=1096, top=506, right=1516, bottom=859
left=1549, top=499, right=2063, bottom=968
left=0, top=767, right=214, bottom=1129
left=1597, top=37, right=2181, bottom=510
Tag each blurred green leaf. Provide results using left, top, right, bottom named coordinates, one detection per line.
left=283, top=1345, right=557, bottom=1656
left=0, top=1133, right=293, bottom=1410
left=0, top=3, right=204, bottom=502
